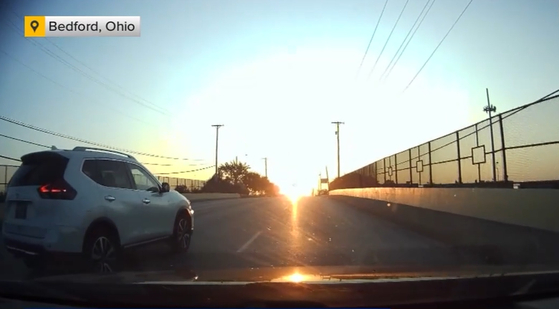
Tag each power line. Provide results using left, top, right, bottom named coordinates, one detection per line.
left=383, top=0, right=436, bottom=82
left=42, top=36, right=167, bottom=113
left=0, top=154, right=21, bottom=162
left=155, top=165, right=215, bottom=175
left=2, top=12, right=168, bottom=115
left=0, top=49, right=77, bottom=94
left=0, top=114, right=207, bottom=162
left=0, top=47, right=158, bottom=127
left=0, top=150, right=211, bottom=174
left=355, top=0, right=389, bottom=79
left=3, top=6, right=156, bottom=103
left=378, top=0, right=431, bottom=82
left=367, top=0, right=410, bottom=80
left=0, top=133, right=50, bottom=148
left=0, top=133, right=205, bottom=168
left=403, top=0, right=474, bottom=92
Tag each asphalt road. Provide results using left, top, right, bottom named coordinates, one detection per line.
left=0, top=196, right=487, bottom=280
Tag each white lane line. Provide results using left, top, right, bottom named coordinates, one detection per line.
left=236, top=231, right=262, bottom=253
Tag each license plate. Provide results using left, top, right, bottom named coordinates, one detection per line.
left=15, top=203, right=27, bottom=219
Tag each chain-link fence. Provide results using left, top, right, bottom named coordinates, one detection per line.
left=0, top=165, right=19, bottom=195
left=155, top=176, right=205, bottom=191
left=0, top=164, right=205, bottom=194
left=331, top=94, right=559, bottom=190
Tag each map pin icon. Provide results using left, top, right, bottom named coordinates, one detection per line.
left=30, top=20, right=39, bottom=32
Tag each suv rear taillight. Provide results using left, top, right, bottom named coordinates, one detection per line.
left=37, top=179, right=77, bottom=200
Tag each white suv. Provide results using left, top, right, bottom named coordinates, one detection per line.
left=2, top=147, right=194, bottom=273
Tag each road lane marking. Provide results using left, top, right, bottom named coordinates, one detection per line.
left=237, top=231, right=262, bottom=253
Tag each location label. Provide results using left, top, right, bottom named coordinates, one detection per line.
left=24, top=16, right=140, bottom=37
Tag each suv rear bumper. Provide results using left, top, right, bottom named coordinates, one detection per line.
left=2, top=223, right=84, bottom=254
left=3, top=238, right=81, bottom=262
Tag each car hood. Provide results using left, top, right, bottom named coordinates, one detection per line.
left=6, top=265, right=559, bottom=307
left=28, top=264, right=559, bottom=285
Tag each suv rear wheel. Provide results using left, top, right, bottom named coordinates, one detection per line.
left=83, top=226, right=121, bottom=273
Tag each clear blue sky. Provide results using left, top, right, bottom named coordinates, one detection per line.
left=1, top=0, right=558, bottom=196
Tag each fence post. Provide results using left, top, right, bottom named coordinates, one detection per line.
left=408, top=149, right=413, bottom=184
left=498, top=114, right=509, bottom=182
left=417, top=146, right=422, bottom=184
left=394, top=155, right=398, bottom=184
left=428, top=142, right=433, bottom=185
left=383, top=157, right=387, bottom=184
left=456, top=131, right=462, bottom=184
left=475, top=123, right=481, bottom=182
left=489, top=118, right=497, bottom=182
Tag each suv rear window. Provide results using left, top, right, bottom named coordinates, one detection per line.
left=8, top=152, right=69, bottom=187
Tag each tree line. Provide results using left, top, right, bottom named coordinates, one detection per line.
left=174, top=160, right=279, bottom=196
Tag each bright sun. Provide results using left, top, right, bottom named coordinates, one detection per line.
left=280, top=185, right=306, bottom=204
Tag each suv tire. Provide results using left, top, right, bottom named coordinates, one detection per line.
left=83, top=226, right=121, bottom=273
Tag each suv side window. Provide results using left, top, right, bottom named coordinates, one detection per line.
left=82, top=160, right=134, bottom=189
left=128, top=163, right=160, bottom=192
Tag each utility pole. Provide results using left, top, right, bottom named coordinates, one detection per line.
left=483, top=89, right=497, bottom=182
left=262, top=157, right=268, bottom=178
left=211, top=124, right=224, bottom=176
left=331, top=121, right=344, bottom=179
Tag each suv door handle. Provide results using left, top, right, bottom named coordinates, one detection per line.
left=105, top=195, right=116, bottom=202
left=142, top=198, right=151, bottom=204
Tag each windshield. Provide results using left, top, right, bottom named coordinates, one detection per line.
left=1, top=0, right=559, bottom=306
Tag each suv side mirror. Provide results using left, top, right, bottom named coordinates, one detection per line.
left=161, top=182, right=170, bottom=193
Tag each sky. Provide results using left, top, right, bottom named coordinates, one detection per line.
left=1, top=0, right=559, bottom=196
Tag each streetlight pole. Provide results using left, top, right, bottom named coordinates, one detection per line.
left=331, top=121, right=344, bottom=179
left=483, top=88, right=497, bottom=182
left=262, top=157, right=268, bottom=178
left=211, top=124, right=224, bottom=176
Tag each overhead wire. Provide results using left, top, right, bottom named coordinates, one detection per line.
left=383, top=0, right=436, bottom=82
left=0, top=133, right=205, bottom=168
left=355, top=0, right=389, bottom=79
left=0, top=6, right=215, bottom=176
left=0, top=154, right=20, bottom=162
left=44, top=38, right=160, bottom=110
left=402, top=0, right=474, bottom=93
left=367, top=0, right=410, bottom=80
left=0, top=46, right=159, bottom=127
left=155, top=165, right=216, bottom=175
left=378, top=0, right=432, bottom=82
left=1, top=10, right=169, bottom=115
left=0, top=114, right=207, bottom=162
left=0, top=150, right=213, bottom=174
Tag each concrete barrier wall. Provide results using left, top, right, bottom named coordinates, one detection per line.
left=329, top=188, right=559, bottom=265
left=182, top=193, right=240, bottom=202
left=331, top=188, right=559, bottom=233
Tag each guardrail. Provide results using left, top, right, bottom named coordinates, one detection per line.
left=182, top=193, right=240, bottom=202
left=331, top=93, right=559, bottom=190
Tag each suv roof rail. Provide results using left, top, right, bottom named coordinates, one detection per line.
left=72, top=147, right=137, bottom=160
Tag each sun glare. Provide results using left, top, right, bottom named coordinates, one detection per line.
left=281, top=185, right=307, bottom=205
